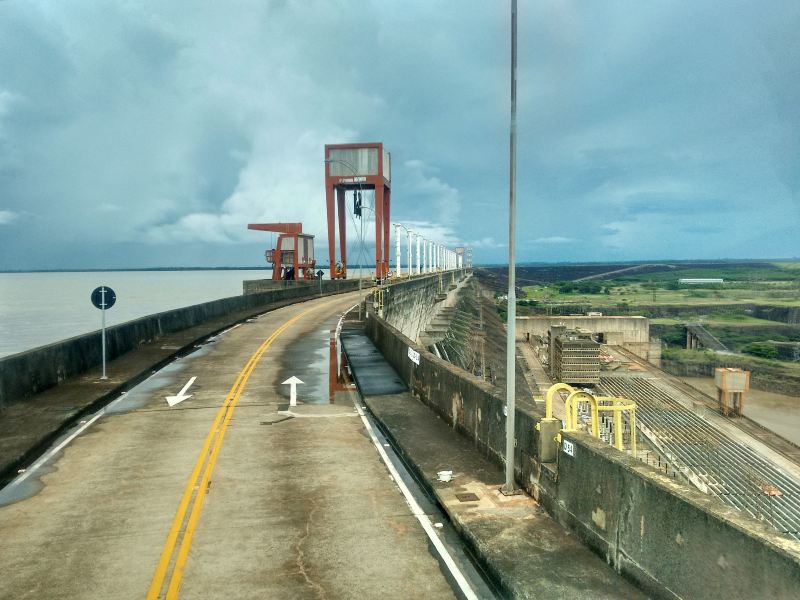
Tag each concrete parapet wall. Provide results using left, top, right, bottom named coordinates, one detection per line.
left=365, top=309, right=540, bottom=486
left=0, top=279, right=360, bottom=409
left=243, top=278, right=303, bottom=294
left=381, top=271, right=465, bottom=342
left=366, top=297, right=800, bottom=599
left=541, top=432, right=800, bottom=599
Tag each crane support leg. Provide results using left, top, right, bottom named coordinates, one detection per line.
left=337, top=188, right=347, bottom=272
left=326, top=183, right=336, bottom=275
left=382, top=187, right=391, bottom=279
left=374, top=184, right=384, bottom=279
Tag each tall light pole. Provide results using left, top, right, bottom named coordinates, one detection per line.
left=416, top=233, right=421, bottom=274
left=394, top=223, right=401, bottom=277
left=406, top=228, right=412, bottom=277
left=395, top=223, right=413, bottom=278
left=503, top=0, right=518, bottom=495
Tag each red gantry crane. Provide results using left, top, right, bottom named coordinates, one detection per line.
left=247, top=222, right=317, bottom=281
left=324, top=143, right=391, bottom=280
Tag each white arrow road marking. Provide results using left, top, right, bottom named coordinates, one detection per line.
left=166, top=376, right=197, bottom=407
left=281, top=376, right=304, bottom=407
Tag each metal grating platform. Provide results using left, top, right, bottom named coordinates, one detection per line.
left=600, top=376, right=800, bottom=540
left=340, top=330, right=407, bottom=397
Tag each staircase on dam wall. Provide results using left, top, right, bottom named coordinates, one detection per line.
left=380, top=274, right=453, bottom=342
left=382, top=273, right=532, bottom=402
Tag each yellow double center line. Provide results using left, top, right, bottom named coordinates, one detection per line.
left=147, top=300, right=338, bottom=600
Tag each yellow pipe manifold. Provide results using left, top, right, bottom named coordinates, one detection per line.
left=542, top=384, right=638, bottom=457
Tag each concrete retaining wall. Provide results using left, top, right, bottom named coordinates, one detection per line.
left=541, top=432, right=800, bottom=599
left=0, top=279, right=360, bottom=409
left=365, top=301, right=800, bottom=599
left=381, top=271, right=464, bottom=342
left=365, top=310, right=538, bottom=474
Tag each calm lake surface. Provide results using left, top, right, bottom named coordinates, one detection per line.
left=0, top=270, right=277, bottom=358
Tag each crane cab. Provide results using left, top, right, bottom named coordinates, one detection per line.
left=248, top=223, right=317, bottom=281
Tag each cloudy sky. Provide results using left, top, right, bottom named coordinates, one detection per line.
left=0, top=1, right=798, bottom=270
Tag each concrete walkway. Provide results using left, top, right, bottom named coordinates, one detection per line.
left=364, top=392, right=649, bottom=600
left=0, top=292, right=457, bottom=599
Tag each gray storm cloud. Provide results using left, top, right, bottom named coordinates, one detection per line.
left=0, top=0, right=797, bottom=269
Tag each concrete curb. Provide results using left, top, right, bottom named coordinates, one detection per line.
left=362, top=393, right=645, bottom=600
left=361, top=395, right=511, bottom=598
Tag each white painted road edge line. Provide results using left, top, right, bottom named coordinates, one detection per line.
left=353, top=401, right=480, bottom=600
left=6, top=322, right=247, bottom=491
left=10, top=405, right=113, bottom=487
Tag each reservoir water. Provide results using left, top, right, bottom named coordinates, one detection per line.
left=0, top=270, right=277, bottom=358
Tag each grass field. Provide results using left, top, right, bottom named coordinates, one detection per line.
left=503, top=261, right=800, bottom=371
left=650, top=315, right=792, bottom=326
left=521, top=283, right=800, bottom=307
left=521, top=263, right=800, bottom=308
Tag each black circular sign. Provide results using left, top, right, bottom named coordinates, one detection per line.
left=91, top=286, right=116, bottom=310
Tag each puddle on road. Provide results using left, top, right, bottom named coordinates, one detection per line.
left=105, top=342, right=214, bottom=414
left=278, top=314, right=342, bottom=405
left=0, top=340, right=217, bottom=507
left=2, top=313, right=343, bottom=507
left=0, top=460, right=55, bottom=507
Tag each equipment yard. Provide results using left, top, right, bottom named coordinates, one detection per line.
left=520, top=338, right=800, bottom=543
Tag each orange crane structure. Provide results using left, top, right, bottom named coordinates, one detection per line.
left=247, top=222, right=317, bottom=281
left=324, top=143, right=391, bottom=280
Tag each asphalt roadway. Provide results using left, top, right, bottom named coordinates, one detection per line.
left=0, top=291, right=459, bottom=600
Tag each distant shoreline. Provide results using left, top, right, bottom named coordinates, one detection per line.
left=0, top=267, right=271, bottom=274
left=2, top=258, right=797, bottom=274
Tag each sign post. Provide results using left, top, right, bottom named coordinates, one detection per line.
left=91, top=286, right=116, bottom=380
left=316, top=269, right=325, bottom=295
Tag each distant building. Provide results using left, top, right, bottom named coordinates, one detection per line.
left=549, top=327, right=600, bottom=384
left=678, top=278, right=724, bottom=285
left=518, top=315, right=660, bottom=365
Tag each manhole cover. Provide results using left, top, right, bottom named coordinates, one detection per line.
left=455, top=492, right=480, bottom=502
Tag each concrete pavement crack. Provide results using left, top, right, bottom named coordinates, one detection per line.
left=293, top=496, right=328, bottom=600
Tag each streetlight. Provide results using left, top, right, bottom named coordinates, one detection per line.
left=503, top=0, right=518, bottom=495
left=394, top=222, right=413, bottom=278
left=416, top=233, right=421, bottom=274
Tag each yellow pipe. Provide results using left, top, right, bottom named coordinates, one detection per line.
left=565, top=391, right=600, bottom=438
left=613, top=409, right=623, bottom=451
left=595, top=396, right=638, bottom=457
left=545, top=387, right=638, bottom=457
left=545, top=383, right=575, bottom=420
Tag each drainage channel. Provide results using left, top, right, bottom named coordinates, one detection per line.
left=352, top=391, right=503, bottom=600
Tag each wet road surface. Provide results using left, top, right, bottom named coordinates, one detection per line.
left=0, top=292, right=468, bottom=599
